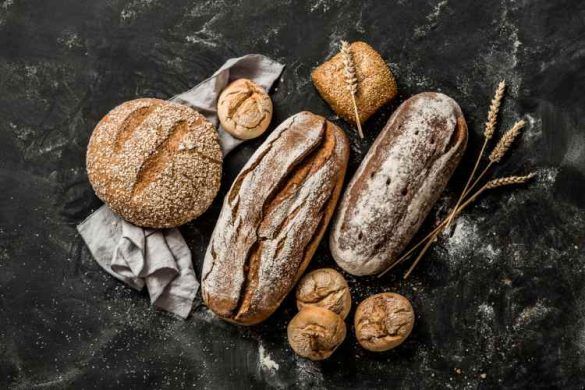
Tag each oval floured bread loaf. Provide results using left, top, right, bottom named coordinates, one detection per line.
left=330, top=92, right=467, bottom=276
left=201, top=111, right=350, bottom=325
left=87, top=98, right=222, bottom=228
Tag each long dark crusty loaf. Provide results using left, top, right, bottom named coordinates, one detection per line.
left=330, top=92, right=467, bottom=276
left=87, top=98, right=222, bottom=228
left=202, top=111, right=350, bottom=325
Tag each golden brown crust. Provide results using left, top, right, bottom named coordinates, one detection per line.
left=354, top=292, right=414, bottom=352
left=311, top=41, right=397, bottom=125
left=287, top=306, right=346, bottom=361
left=201, top=112, right=350, bottom=325
left=217, top=79, right=273, bottom=140
left=296, top=268, right=351, bottom=319
left=86, top=98, right=222, bottom=228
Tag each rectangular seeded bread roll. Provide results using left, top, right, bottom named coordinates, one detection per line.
left=312, top=41, right=397, bottom=125
left=330, top=92, right=467, bottom=276
left=202, top=111, right=350, bottom=325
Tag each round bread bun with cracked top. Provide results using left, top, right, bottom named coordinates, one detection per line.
left=87, top=98, right=222, bottom=228
left=217, top=78, right=273, bottom=140
left=296, top=268, right=351, bottom=319
left=354, top=292, right=414, bottom=352
left=287, top=306, right=346, bottom=361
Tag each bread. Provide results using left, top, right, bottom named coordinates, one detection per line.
left=330, top=92, right=467, bottom=275
left=296, top=268, right=351, bottom=319
left=201, top=111, right=350, bottom=325
left=311, top=41, right=397, bottom=125
left=87, top=98, right=222, bottom=228
left=287, top=306, right=346, bottom=361
left=354, top=292, right=414, bottom=352
left=217, top=79, right=273, bottom=140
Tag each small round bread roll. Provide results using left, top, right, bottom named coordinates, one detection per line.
left=217, top=79, right=273, bottom=140
left=87, top=98, right=222, bottom=228
left=354, top=292, right=414, bottom=352
left=296, top=268, right=351, bottom=319
left=287, top=307, right=346, bottom=361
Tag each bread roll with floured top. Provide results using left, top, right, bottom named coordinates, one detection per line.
left=217, top=79, right=273, bottom=140
left=355, top=292, right=414, bottom=352
left=330, top=92, right=467, bottom=275
left=87, top=98, right=222, bottom=228
left=288, top=306, right=346, bottom=361
left=201, top=111, right=350, bottom=325
left=296, top=268, right=351, bottom=319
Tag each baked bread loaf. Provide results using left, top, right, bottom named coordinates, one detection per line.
left=201, top=111, right=350, bottom=325
left=330, top=92, right=467, bottom=275
left=311, top=41, right=397, bottom=125
left=354, top=292, right=414, bottom=352
left=287, top=306, right=346, bottom=361
left=217, top=79, right=273, bottom=140
left=296, top=268, right=351, bottom=319
left=87, top=98, right=222, bottom=228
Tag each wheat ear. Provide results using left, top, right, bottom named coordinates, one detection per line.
left=340, top=41, right=364, bottom=139
left=489, top=120, right=525, bottom=163
left=444, top=80, right=506, bottom=227
left=462, top=119, right=527, bottom=199
left=484, top=81, right=506, bottom=139
left=485, top=173, right=536, bottom=189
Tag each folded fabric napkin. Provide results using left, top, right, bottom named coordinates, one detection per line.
left=77, top=54, right=284, bottom=318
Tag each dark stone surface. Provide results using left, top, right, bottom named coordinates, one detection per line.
left=1, top=0, right=585, bottom=388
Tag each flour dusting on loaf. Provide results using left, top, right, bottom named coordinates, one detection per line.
left=330, top=92, right=467, bottom=276
left=202, top=111, right=349, bottom=325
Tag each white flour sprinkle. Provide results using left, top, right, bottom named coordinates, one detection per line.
left=258, top=344, right=279, bottom=372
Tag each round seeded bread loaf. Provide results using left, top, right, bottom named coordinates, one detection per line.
left=86, top=98, right=223, bottom=228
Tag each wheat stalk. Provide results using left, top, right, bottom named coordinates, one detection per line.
left=340, top=41, right=364, bottom=139
left=489, top=120, right=525, bottom=163
left=378, top=173, right=535, bottom=279
left=444, top=80, right=506, bottom=227
left=398, top=172, right=535, bottom=279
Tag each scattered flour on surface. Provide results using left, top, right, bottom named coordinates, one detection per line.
left=310, top=0, right=344, bottom=13
left=536, top=167, right=558, bottom=190
left=513, top=299, right=551, bottom=330
left=258, top=344, right=279, bottom=372
left=478, top=303, right=495, bottom=321
left=443, top=215, right=479, bottom=256
left=295, top=356, right=324, bottom=387
left=414, top=0, right=448, bottom=38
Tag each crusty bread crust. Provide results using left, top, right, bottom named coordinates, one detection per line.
left=330, top=92, right=468, bottom=275
left=311, top=41, right=397, bottom=125
left=86, top=98, right=222, bottom=228
left=201, top=111, right=349, bottom=325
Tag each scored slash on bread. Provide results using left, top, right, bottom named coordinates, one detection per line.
left=201, top=111, right=350, bottom=325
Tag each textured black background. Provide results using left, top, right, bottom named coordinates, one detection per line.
left=1, top=0, right=585, bottom=388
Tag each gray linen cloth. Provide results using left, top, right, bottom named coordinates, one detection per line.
left=77, top=54, right=284, bottom=318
